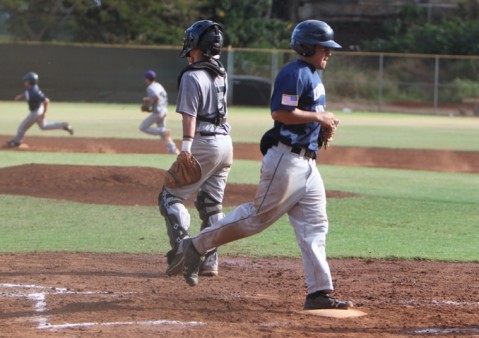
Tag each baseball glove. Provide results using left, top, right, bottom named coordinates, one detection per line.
left=164, top=152, right=202, bottom=189
left=319, top=119, right=340, bottom=150
left=141, top=98, right=152, bottom=112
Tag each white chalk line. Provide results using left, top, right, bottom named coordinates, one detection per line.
left=38, top=319, right=206, bottom=330
left=399, top=299, right=479, bottom=307
left=0, top=283, right=206, bottom=331
left=413, top=327, right=479, bottom=335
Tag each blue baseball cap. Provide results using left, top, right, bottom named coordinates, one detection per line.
left=144, top=70, right=156, bottom=80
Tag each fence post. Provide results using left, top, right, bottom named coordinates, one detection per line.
left=227, top=46, right=235, bottom=104
left=271, top=50, right=279, bottom=86
left=378, top=53, right=384, bottom=111
left=434, top=56, right=439, bottom=114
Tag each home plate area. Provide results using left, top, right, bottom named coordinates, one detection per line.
left=0, top=283, right=204, bottom=333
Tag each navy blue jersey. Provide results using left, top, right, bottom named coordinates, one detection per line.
left=25, top=85, right=46, bottom=111
left=269, top=60, right=326, bottom=153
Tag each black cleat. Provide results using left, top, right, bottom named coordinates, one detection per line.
left=304, top=294, right=353, bottom=310
left=182, top=238, right=202, bottom=287
left=6, top=140, right=21, bottom=148
left=165, top=244, right=185, bottom=276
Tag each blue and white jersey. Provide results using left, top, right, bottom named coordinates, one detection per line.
left=270, top=59, right=326, bottom=153
left=25, top=85, right=46, bottom=111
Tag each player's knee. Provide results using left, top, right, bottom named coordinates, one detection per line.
left=158, top=128, right=169, bottom=139
left=195, top=191, right=223, bottom=229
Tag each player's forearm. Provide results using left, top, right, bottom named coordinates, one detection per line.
left=181, top=113, right=196, bottom=152
left=43, top=98, right=49, bottom=113
left=272, top=109, right=337, bottom=129
left=272, top=109, right=322, bottom=125
left=14, top=93, right=24, bottom=101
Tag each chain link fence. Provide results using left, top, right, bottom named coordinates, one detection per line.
left=227, top=48, right=479, bottom=115
left=1, top=42, right=479, bottom=115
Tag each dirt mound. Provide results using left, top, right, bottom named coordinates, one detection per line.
left=0, top=164, right=352, bottom=206
left=1, top=253, right=478, bottom=337
left=2, top=135, right=479, bottom=173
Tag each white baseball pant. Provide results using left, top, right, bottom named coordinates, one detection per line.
left=191, top=142, right=334, bottom=294
left=12, top=106, right=66, bottom=143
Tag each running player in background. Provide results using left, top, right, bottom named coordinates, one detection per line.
left=6, top=72, right=74, bottom=148
left=140, top=70, right=179, bottom=154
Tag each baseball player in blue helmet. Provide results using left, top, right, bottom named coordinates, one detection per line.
left=6, top=72, right=74, bottom=148
left=167, top=20, right=353, bottom=310
left=139, top=69, right=179, bottom=154
left=159, top=20, right=232, bottom=278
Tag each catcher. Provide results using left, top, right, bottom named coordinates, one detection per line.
left=159, top=20, right=233, bottom=278
left=140, top=70, right=179, bottom=154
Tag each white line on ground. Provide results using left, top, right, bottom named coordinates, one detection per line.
left=38, top=319, right=206, bottom=330
left=0, top=283, right=206, bottom=330
left=414, top=327, right=479, bottom=335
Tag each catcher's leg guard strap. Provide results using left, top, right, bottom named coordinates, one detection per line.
left=159, top=188, right=191, bottom=248
left=195, top=190, right=223, bottom=230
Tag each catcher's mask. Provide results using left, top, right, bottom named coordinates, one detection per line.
left=180, top=20, right=223, bottom=58
left=291, top=20, right=341, bottom=57
left=22, top=72, right=39, bottom=85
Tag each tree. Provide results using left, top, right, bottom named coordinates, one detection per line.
left=1, top=0, right=205, bottom=44
left=1, top=0, right=74, bottom=41
left=198, top=0, right=291, bottom=48
left=361, top=1, right=479, bottom=55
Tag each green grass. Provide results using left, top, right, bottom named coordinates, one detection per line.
left=1, top=101, right=479, bottom=150
left=1, top=152, right=477, bottom=260
left=1, top=101, right=478, bottom=261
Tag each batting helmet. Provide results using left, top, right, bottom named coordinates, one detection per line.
left=180, top=20, right=223, bottom=58
left=291, top=20, right=341, bottom=57
left=22, top=72, right=39, bottom=85
left=144, top=70, right=156, bottom=80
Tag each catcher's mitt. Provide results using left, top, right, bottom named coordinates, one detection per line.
left=319, top=119, right=340, bottom=150
left=141, top=98, right=152, bottom=112
left=164, top=152, right=202, bottom=189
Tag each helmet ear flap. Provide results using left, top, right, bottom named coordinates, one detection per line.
left=210, top=25, right=222, bottom=56
left=300, top=43, right=315, bottom=57
left=292, top=42, right=315, bottom=57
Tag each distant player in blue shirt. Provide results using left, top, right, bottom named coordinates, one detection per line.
left=6, top=72, right=74, bottom=148
left=167, top=20, right=353, bottom=310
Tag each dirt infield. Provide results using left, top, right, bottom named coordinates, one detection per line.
left=0, top=164, right=352, bottom=206
left=1, top=137, right=479, bottom=337
left=2, top=135, right=479, bottom=173
left=0, top=253, right=478, bottom=337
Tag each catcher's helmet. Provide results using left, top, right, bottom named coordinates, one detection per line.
left=291, top=20, right=341, bottom=57
left=22, top=72, right=39, bottom=85
left=180, top=20, right=223, bottom=58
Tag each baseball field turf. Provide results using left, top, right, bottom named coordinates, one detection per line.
left=1, top=102, right=478, bottom=261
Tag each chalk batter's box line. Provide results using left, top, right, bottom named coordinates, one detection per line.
left=0, top=283, right=206, bottom=330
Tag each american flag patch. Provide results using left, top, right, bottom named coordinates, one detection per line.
left=281, top=94, right=298, bottom=106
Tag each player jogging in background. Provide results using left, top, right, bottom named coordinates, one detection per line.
left=6, top=72, right=74, bottom=148
left=159, top=20, right=233, bottom=278
left=140, top=70, right=179, bottom=154
left=167, top=20, right=353, bottom=310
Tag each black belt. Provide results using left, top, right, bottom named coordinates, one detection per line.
left=290, top=145, right=316, bottom=160
left=273, top=140, right=316, bottom=160
left=197, top=115, right=227, bottom=126
left=199, top=132, right=227, bottom=137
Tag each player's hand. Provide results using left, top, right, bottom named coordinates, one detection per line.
left=14, top=94, right=22, bottom=101
left=317, top=111, right=337, bottom=130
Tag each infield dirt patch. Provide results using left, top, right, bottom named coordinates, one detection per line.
left=2, top=135, right=479, bottom=173
left=0, top=253, right=478, bottom=337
